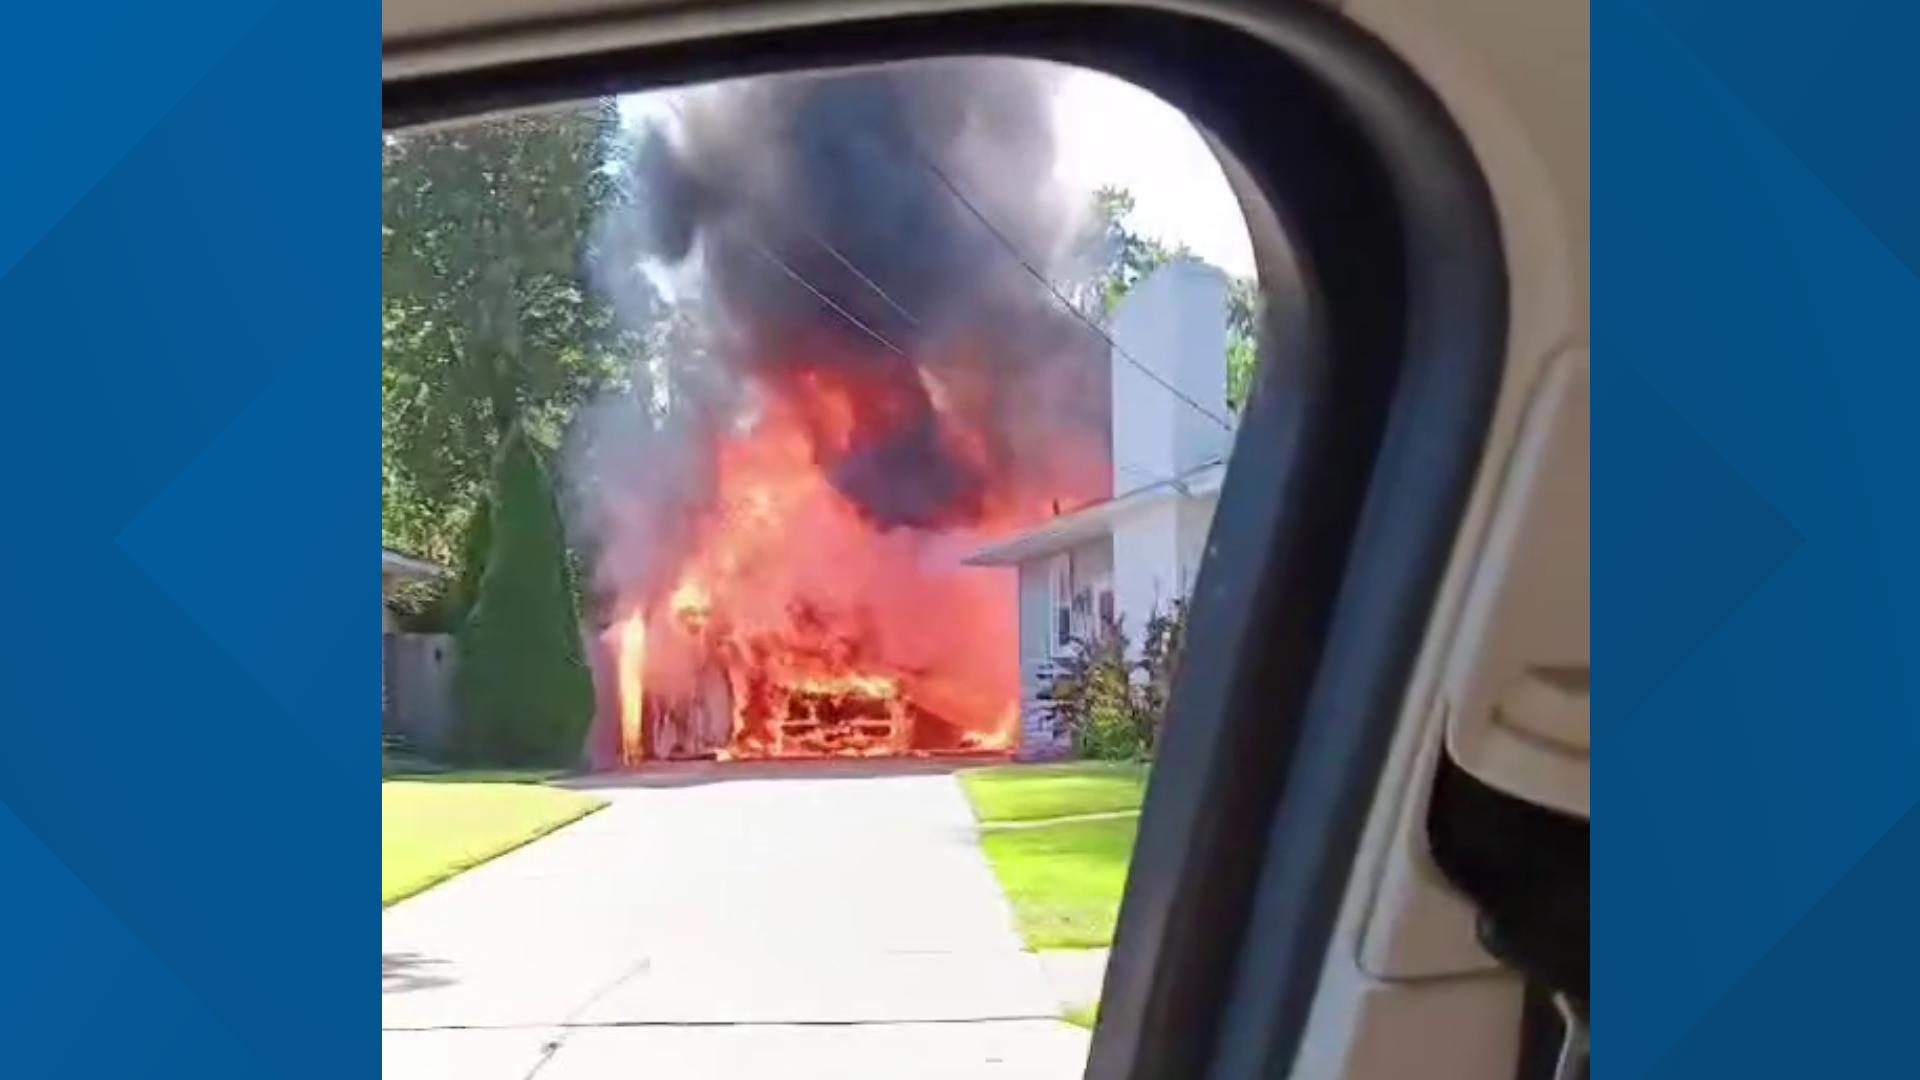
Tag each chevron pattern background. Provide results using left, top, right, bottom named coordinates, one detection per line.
left=1599, top=0, right=1920, bottom=1075
left=2, top=0, right=1913, bottom=1074
left=0, top=0, right=372, bottom=1073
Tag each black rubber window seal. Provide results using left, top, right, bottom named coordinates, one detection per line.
left=383, top=5, right=1508, bottom=1076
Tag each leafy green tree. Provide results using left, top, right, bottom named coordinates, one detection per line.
left=1073, top=186, right=1261, bottom=412
left=1074, top=186, right=1191, bottom=317
left=1226, top=275, right=1262, bottom=412
left=448, top=494, right=493, bottom=627
left=381, top=100, right=640, bottom=564
left=450, top=427, right=594, bottom=766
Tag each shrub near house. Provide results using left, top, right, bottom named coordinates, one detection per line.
left=1045, top=598, right=1188, bottom=760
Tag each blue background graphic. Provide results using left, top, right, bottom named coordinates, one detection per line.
left=1598, top=0, right=1920, bottom=1075
left=0, top=0, right=372, bottom=1074
left=1, top=0, right=1914, bottom=1074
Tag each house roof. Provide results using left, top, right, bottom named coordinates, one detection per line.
left=963, top=461, right=1227, bottom=567
left=382, top=547, right=445, bottom=581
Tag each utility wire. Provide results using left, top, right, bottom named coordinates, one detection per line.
left=659, top=95, right=921, bottom=337
left=745, top=224, right=1193, bottom=498
left=651, top=91, right=1230, bottom=437
left=789, top=220, right=920, bottom=329
left=905, top=147, right=1236, bottom=432
left=738, top=229, right=913, bottom=359
left=1114, top=460, right=1181, bottom=491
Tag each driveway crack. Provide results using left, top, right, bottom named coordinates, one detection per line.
left=521, top=956, right=653, bottom=1080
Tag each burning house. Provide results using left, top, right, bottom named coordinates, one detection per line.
left=563, top=61, right=1121, bottom=766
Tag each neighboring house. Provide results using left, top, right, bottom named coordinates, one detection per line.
left=967, top=259, right=1234, bottom=758
left=382, top=547, right=444, bottom=630
left=382, top=548, right=446, bottom=729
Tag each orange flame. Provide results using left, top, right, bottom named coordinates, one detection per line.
left=669, top=578, right=709, bottom=615
left=595, top=340, right=1106, bottom=764
left=610, top=612, right=647, bottom=766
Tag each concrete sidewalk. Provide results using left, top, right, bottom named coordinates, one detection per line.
left=382, top=762, right=1090, bottom=1078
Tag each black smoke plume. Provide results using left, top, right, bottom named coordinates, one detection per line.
left=566, top=59, right=1110, bottom=611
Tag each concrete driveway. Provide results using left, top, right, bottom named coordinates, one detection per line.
left=382, top=762, right=1090, bottom=1079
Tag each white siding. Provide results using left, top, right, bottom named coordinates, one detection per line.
left=1177, top=491, right=1220, bottom=593
left=1113, top=501, right=1183, bottom=653
left=1017, top=560, right=1054, bottom=676
left=1016, top=560, right=1066, bottom=758
left=1072, top=538, right=1115, bottom=595
left=1109, top=260, right=1233, bottom=490
left=1013, top=538, right=1116, bottom=759
left=1063, top=538, right=1115, bottom=649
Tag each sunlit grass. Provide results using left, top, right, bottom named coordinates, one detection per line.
left=958, top=762, right=1148, bottom=823
left=976, top=815, right=1138, bottom=949
left=382, top=778, right=603, bottom=906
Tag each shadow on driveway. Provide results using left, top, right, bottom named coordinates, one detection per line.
left=384, top=951, right=456, bottom=995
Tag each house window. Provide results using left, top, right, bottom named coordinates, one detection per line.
left=1050, top=554, right=1073, bottom=655
left=1070, top=586, right=1095, bottom=643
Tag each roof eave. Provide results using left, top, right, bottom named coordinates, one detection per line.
left=382, top=549, right=446, bottom=580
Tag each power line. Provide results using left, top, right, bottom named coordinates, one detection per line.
left=738, top=221, right=1197, bottom=494
left=906, top=148, right=1236, bottom=432
left=1114, top=460, right=1174, bottom=490
left=650, top=91, right=1230, bottom=437
left=787, top=219, right=920, bottom=330
left=739, top=230, right=912, bottom=359
left=659, top=96, right=921, bottom=337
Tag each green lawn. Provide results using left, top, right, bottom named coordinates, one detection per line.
left=386, top=767, right=566, bottom=784
left=960, top=762, right=1149, bottom=953
left=382, top=777, right=605, bottom=906
left=957, top=762, right=1149, bottom=823
left=977, top=815, right=1139, bottom=948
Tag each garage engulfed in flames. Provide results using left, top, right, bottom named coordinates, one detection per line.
left=564, top=61, right=1112, bottom=764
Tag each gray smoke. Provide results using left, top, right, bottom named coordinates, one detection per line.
left=565, top=59, right=1111, bottom=615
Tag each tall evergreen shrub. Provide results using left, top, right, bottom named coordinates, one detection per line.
left=450, top=427, right=593, bottom=766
